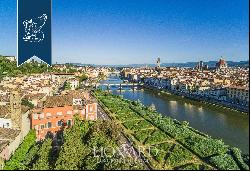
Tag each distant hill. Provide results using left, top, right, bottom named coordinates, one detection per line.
left=226, top=61, right=249, bottom=67
left=161, top=61, right=249, bottom=68
left=70, top=60, right=249, bottom=68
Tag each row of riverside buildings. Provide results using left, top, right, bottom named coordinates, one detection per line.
left=121, top=58, right=249, bottom=109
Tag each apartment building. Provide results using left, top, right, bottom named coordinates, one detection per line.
left=31, top=90, right=97, bottom=140
left=227, top=86, right=249, bottom=104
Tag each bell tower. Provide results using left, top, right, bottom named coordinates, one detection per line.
left=156, top=57, right=161, bottom=68
left=10, top=91, right=22, bottom=130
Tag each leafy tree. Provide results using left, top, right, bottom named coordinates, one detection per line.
left=32, top=138, right=52, bottom=170
left=78, top=74, right=88, bottom=82
left=20, top=144, right=40, bottom=170
left=54, top=123, right=90, bottom=170
left=0, top=57, right=52, bottom=77
left=64, top=82, right=71, bottom=90
left=21, top=99, right=35, bottom=109
left=4, top=130, right=36, bottom=170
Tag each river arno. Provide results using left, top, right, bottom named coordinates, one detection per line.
left=99, top=76, right=249, bottom=154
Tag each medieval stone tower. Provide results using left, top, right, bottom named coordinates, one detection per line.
left=156, top=57, right=161, bottom=68
left=10, top=91, right=22, bottom=130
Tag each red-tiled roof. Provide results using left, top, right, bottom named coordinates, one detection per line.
left=0, top=106, right=10, bottom=118
left=0, top=128, right=21, bottom=140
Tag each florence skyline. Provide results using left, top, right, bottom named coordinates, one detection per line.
left=0, top=0, right=249, bottom=65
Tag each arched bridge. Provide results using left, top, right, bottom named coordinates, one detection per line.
left=96, top=83, right=144, bottom=86
left=94, top=83, right=144, bottom=90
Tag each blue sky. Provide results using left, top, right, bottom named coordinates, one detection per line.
left=0, top=0, right=249, bottom=65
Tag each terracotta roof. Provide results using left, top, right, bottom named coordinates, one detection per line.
left=44, top=90, right=88, bottom=107
left=221, top=59, right=226, bottom=65
left=24, top=93, right=46, bottom=100
left=0, top=128, right=21, bottom=140
left=44, top=95, right=72, bottom=107
left=0, top=105, right=10, bottom=118
left=216, top=58, right=227, bottom=67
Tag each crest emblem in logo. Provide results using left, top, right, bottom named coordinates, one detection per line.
left=23, top=14, right=47, bottom=43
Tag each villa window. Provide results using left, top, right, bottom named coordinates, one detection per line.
left=57, top=121, right=62, bottom=127
left=48, top=122, right=52, bottom=128
left=67, top=111, right=72, bottom=115
left=33, top=114, right=38, bottom=120
left=57, top=112, right=63, bottom=115
left=40, top=113, right=44, bottom=119
left=40, top=124, right=45, bottom=129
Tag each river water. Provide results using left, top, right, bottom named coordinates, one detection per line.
left=99, top=75, right=249, bottom=154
